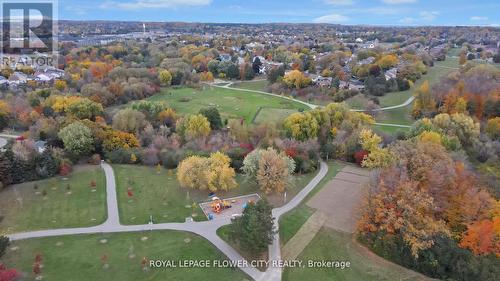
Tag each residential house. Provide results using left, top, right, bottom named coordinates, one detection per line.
left=357, top=57, right=375, bottom=65
left=384, top=67, right=398, bottom=81
left=313, top=76, right=333, bottom=87
left=8, top=71, right=28, bottom=85
left=219, top=54, right=232, bottom=62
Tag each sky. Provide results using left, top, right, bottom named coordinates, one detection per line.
left=58, top=0, right=500, bottom=26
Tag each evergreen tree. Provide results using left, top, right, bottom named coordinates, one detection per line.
left=229, top=199, right=275, bottom=254
left=199, top=107, right=223, bottom=130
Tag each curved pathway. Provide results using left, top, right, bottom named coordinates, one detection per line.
left=211, top=81, right=413, bottom=128
left=8, top=160, right=330, bottom=281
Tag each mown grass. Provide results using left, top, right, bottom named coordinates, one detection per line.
left=0, top=165, right=106, bottom=234
left=1, top=231, right=249, bottom=281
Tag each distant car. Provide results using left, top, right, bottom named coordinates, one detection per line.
left=231, top=214, right=242, bottom=218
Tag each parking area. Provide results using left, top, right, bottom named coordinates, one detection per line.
left=199, top=194, right=261, bottom=221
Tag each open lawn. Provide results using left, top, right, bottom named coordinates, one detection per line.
left=144, top=86, right=308, bottom=123
left=374, top=106, right=414, bottom=125
left=230, top=80, right=268, bottom=92
left=114, top=165, right=319, bottom=225
left=282, top=228, right=431, bottom=281
left=253, top=107, right=300, bottom=124
left=0, top=231, right=248, bottom=281
left=0, top=166, right=106, bottom=234
left=371, top=124, right=410, bottom=136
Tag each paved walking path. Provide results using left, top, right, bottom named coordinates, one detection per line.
left=7, top=160, right=329, bottom=281
left=281, top=211, right=326, bottom=261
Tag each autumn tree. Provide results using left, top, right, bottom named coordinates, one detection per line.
left=158, top=69, right=172, bottom=86
left=459, top=216, right=499, bottom=256
left=283, top=70, right=312, bottom=89
left=112, top=108, right=147, bottom=133
left=177, top=151, right=237, bottom=191
left=103, top=130, right=140, bottom=151
left=176, top=114, right=211, bottom=140
left=412, top=80, right=436, bottom=118
left=377, top=54, right=399, bottom=70
left=283, top=112, right=319, bottom=141
left=358, top=129, right=394, bottom=169
left=157, top=108, right=177, bottom=127
left=54, top=79, right=67, bottom=91
left=242, top=148, right=295, bottom=193
left=358, top=176, right=450, bottom=258
left=486, top=117, right=500, bottom=140
left=58, top=122, right=94, bottom=157
left=66, top=98, right=104, bottom=120
left=0, top=101, right=10, bottom=131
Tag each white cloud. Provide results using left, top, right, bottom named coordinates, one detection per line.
left=314, top=14, right=349, bottom=23
left=382, top=0, right=417, bottom=4
left=470, top=16, right=488, bottom=21
left=399, top=17, right=415, bottom=24
left=420, top=11, right=439, bottom=21
left=324, top=0, right=355, bottom=5
left=100, top=0, right=211, bottom=10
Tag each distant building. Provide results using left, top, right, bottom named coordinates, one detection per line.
left=385, top=67, right=398, bottom=81
left=357, top=57, right=375, bottom=65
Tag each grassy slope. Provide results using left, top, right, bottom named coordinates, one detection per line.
left=282, top=228, right=427, bottom=281
left=0, top=166, right=106, bottom=233
left=1, top=231, right=248, bottom=281
left=146, top=86, right=308, bottom=123
left=114, top=165, right=319, bottom=224
left=230, top=80, right=268, bottom=92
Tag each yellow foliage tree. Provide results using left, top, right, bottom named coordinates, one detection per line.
left=283, top=112, right=319, bottom=141
left=359, top=128, right=394, bottom=169
left=419, top=131, right=442, bottom=145
left=283, top=70, right=312, bottom=89
left=176, top=114, right=211, bottom=140
left=177, top=152, right=237, bottom=192
left=54, top=80, right=67, bottom=91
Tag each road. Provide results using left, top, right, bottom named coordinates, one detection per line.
left=8, top=160, right=329, bottom=281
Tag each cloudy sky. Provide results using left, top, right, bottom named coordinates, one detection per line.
left=60, top=0, right=499, bottom=26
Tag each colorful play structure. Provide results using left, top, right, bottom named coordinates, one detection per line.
left=210, top=197, right=232, bottom=213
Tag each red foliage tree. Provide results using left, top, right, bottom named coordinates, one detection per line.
left=354, top=150, right=369, bottom=166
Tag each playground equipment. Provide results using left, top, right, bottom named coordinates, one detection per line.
left=210, top=197, right=232, bottom=213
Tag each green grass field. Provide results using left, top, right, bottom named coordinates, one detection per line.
left=114, top=165, right=319, bottom=225
left=371, top=124, right=410, bottom=136
left=253, top=107, right=300, bottom=124
left=230, top=80, right=268, bottom=92
left=0, top=166, right=106, bottom=234
left=145, top=86, right=308, bottom=123
left=282, top=228, right=428, bottom=281
left=1, top=231, right=248, bottom=281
